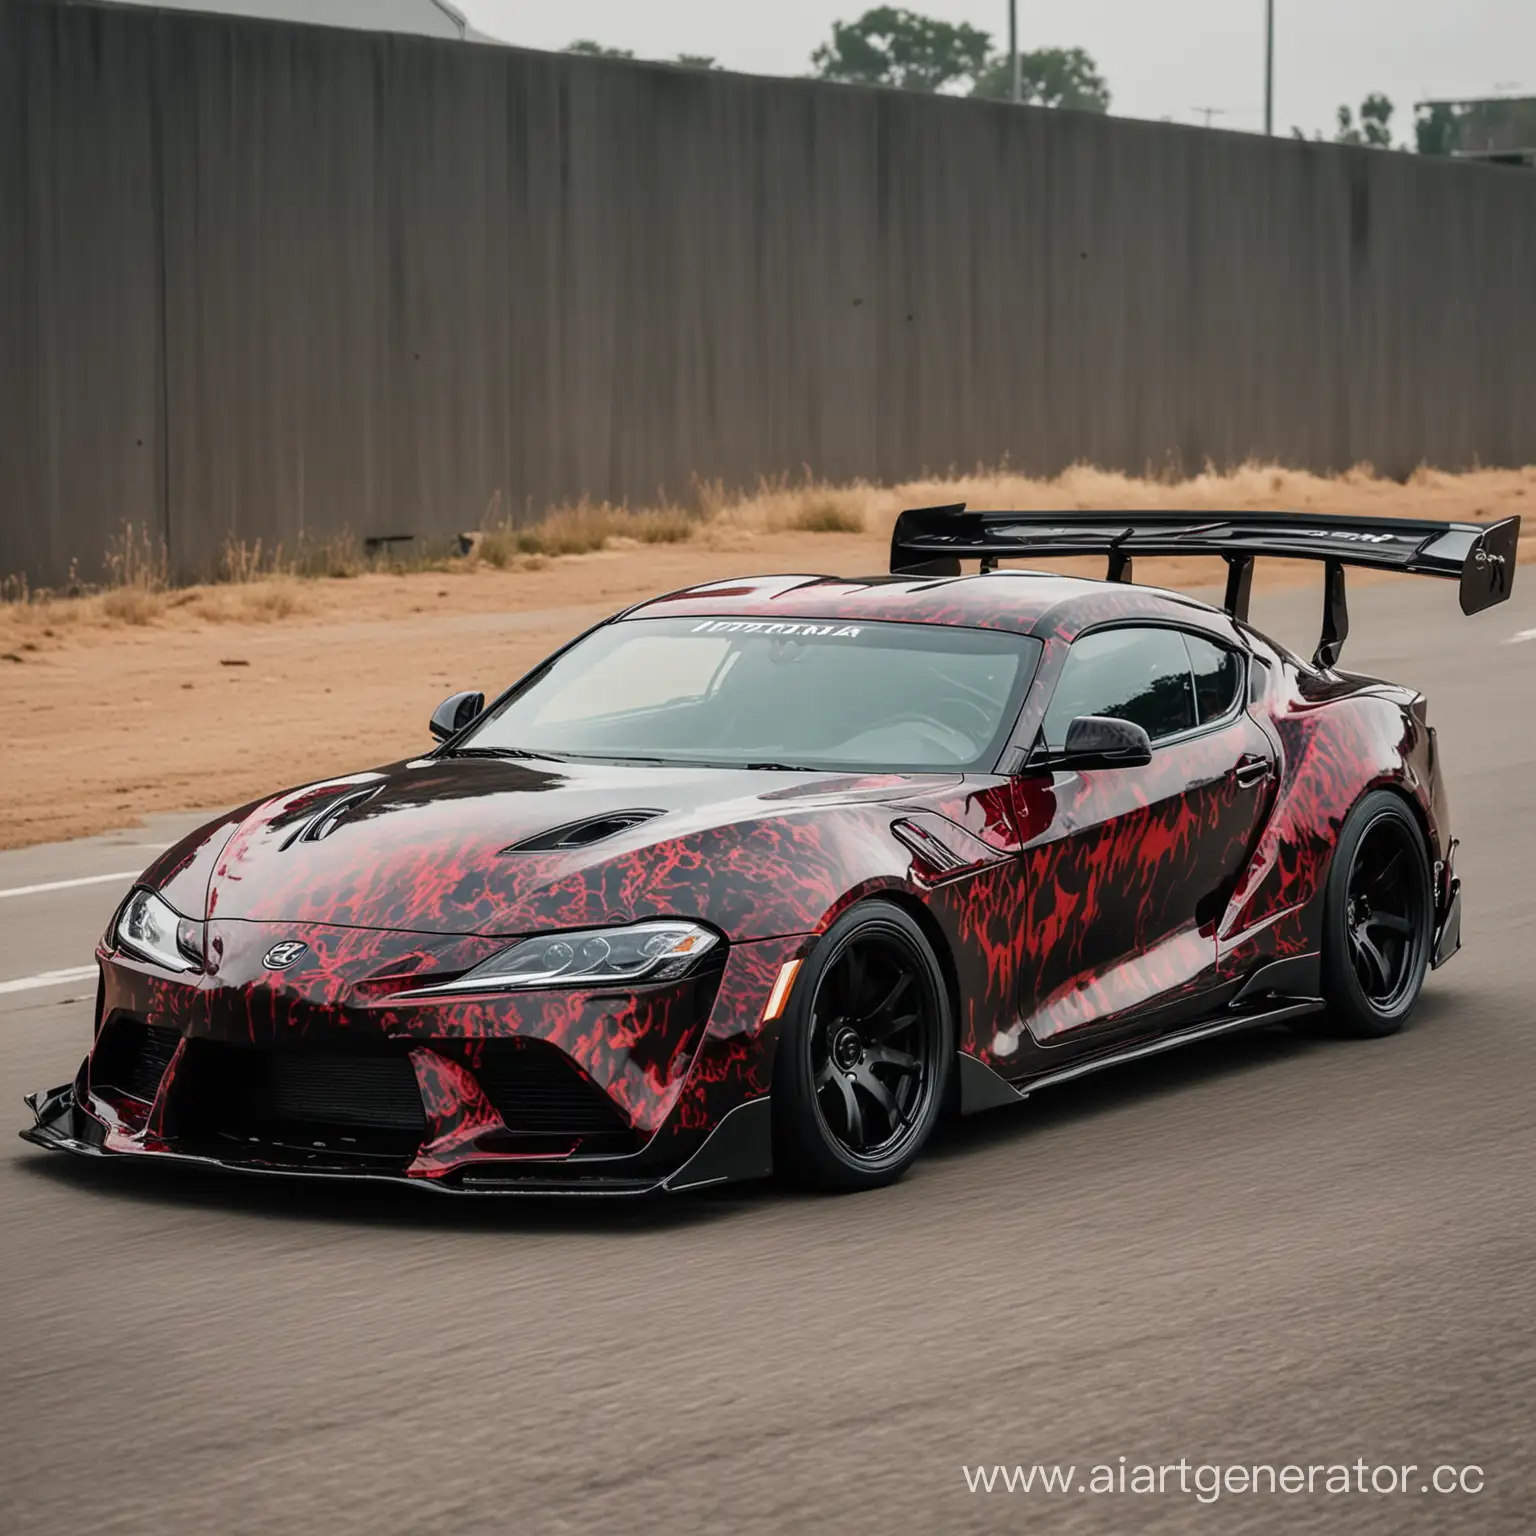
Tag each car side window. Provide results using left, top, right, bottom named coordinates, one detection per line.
left=1041, top=627, right=1197, bottom=750
left=1183, top=634, right=1244, bottom=724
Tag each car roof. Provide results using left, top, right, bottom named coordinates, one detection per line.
left=625, top=570, right=1238, bottom=644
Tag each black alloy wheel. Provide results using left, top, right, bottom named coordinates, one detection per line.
left=772, top=901, right=952, bottom=1191
left=1315, top=790, right=1433, bottom=1038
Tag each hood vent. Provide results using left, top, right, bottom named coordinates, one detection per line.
left=506, top=809, right=664, bottom=854
left=279, top=786, right=385, bottom=850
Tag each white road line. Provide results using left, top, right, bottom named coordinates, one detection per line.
left=1507, top=628, right=1536, bottom=645
left=0, top=965, right=98, bottom=996
left=0, top=871, right=140, bottom=901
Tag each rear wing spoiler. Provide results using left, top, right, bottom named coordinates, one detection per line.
left=889, top=505, right=1521, bottom=667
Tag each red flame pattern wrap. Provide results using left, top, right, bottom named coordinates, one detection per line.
left=48, top=572, right=1449, bottom=1191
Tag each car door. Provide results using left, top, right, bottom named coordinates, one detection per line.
left=1009, top=623, right=1275, bottom=1052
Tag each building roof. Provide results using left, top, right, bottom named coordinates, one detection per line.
left=96, top=0, right=501, bottom=43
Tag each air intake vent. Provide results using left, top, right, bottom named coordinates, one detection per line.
left=303, top=787, right=383, bottom=842
left=462, top=1040, right=631, bottom=1135
left=171, top=1042, right=428, bottom=1158
left=92, top=1017, right=181, bottom=1103
left=506, top=809, right=663, bottom=853
left=278, top=785, right=384, bottom=850
left=265, top=1054, right=427, bottom=1133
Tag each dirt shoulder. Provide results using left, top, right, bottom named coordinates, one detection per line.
left=3, top=464, right=1530, bottom=849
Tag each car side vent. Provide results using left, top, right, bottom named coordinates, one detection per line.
left=891, top=818, right=967, bottom=874
left=506, top=809, right=664, bottom=853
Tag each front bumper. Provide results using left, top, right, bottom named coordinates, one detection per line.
left=19, top=922, right=801, bottom=1195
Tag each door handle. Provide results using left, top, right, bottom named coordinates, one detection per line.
left=1234, top=754, right=1274, bottom=788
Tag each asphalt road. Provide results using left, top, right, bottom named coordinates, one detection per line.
left=4, top=578, right=1533, bottom=1535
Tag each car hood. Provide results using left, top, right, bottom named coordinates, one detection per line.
left=149, top=754, right=962, bottom=941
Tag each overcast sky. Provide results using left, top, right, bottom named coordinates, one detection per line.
left=461, top=1, right=1531, bottom=142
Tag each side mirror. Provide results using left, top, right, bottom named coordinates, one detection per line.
left=430, top=690, right=485, bottom=742
left=1055, top=715, right=1153, bottom=770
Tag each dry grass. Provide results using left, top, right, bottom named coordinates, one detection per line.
left=103, top=521, right=169, bottom=593
left=194, top=581, right=312, bottom=624
left=4, top=463, right=1531, bottom=642
left=217, top=529, right=371, bottom=582
left=710, top=459, right=1534, bottom=534
left=2, top=458, right=1533, bottom=849
left=477, top=498, right=703, bottom=564
left=782, top=498, right=866, bottom=534
left=98, top=587, right=165, bottom=626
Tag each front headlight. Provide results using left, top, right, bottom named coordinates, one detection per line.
left=115, top=889, right=203, bottom=972
left=418, top=920, right=720, bottom=994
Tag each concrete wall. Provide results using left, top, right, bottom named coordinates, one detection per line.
left=4, top=0, right=1535, bottom=586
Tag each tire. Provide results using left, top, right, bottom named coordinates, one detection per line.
left=1313, top=789, right=1434, bottom=1038
left=772, top=900, right=954, bottom=1192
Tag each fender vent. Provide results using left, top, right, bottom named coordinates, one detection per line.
left=506, top=809, right=663, bottom=853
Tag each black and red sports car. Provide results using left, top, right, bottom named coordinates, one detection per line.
left=24, top=507, right=1520, bottom=1194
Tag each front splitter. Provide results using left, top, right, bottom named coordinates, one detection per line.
left=20, top=1084, right=774, bottom=1197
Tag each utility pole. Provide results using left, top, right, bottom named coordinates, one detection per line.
left=1264, top=0, right=1275, bottom=134
left=1009, top=0, right=1022, bottom=104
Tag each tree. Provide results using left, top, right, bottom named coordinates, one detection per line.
left=565, top=40, right=635, bottom=59
left=971, top=46, right=1110, bottom=112
left=1332, top=93, right=1394, bottom=148
left=674, top=54, right=721, bottom=71
left=1414, top=101, right=1459, bottom=156
left=1415, top=96, right=1536, bottom=157
left=811, top=6, right=991, bottom=94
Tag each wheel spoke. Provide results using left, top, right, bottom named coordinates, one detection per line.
left=1367, top=912, right=1412, bottom=937
left=863, top=971, right=913, bottom=1028
left=835, top=1069, right=865, bottom=1144
left=840, top=944, right=867, bottom=1014
left=864, top=1044, right=921, bottom=1077
left=1351, top=929, right=1393, bottom=995
left=852, top=1063, right=902, bottom=1128
left=1350, top=940, right=1374, bottom=995
left=1372, top=846, right=1405, bottom=891
left=867, top=1010, right=920, bottom=1043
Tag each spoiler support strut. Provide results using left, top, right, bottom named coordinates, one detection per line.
left=1316, top=558, right=1350, bottom=670
left=1223, top=553, right=1254, bottom=623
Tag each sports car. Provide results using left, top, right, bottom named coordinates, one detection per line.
left=23, top=506, right=1520, bottom=1194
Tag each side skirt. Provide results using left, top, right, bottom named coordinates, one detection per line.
left=957, top=997, right=1326, bottom=1112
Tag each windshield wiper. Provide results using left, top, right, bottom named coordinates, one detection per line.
left=742, top=761, right=822, bottom=773
left=445, top=746, right=569, bottom=763
left=545, top=752, right=686, bottom=767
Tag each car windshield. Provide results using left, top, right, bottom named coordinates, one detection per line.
left=457, top=617, right=1042, bottom=772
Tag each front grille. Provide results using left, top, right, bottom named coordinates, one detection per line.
left=266, top=1054, right=427, bottom=1132
left=168, top=1038, right=636, bottom=1162
left=92, top=1017, right=181, bottom=1103
left=460, top=1040, right=630, bottom=1136
left=172, top=1041, right=426, bottom=1157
